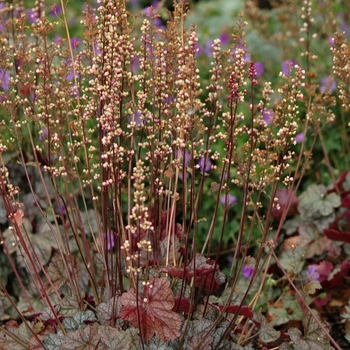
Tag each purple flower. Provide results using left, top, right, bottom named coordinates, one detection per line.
left=175, top=149, right=190, bottom=168
left=337, top=13, right=349, bottom=36
left=94, top=42, right=102, bottom=56
left=153, top=17, right=165, bottom=30
left=198, top=157, right=212, bottom=173
left=204, top=40, right=214, bottom=57
left=295, top=132, right=305, bottom=144
left=59, top=203, right=67, bottom=216
left=0, top=3, right=6, bottom=32
left=26, top=9, right=39, bottom=23
left=306, top=265, right=320, bottom=282
left=70, top=37, right=81, bottom=49
left=100, top=232, right=115, bottom=251
left=320, top=76, right=336, bottom=94
left=219, top=32, right=230, bottom=45
left=254, top=62, right=264, bottom=77
left=66, top=71, right=74, bottom=81
left=195, top=43, right=203, bottom=57
left=66, top=71, right=81, bottom=81
left=128, top=111, right=143, bottom=128
left=106, top=233, right=115, bottom=250
left=39, top=128, right=48, bottom=141
left=220, top=193, right=237, bottom=207
left=282, top=59, right=296, bottom=75
left=71, top=84, right=79, bottom=97
left=0, top=20, right=5, bottom=33
left=0, top=68, right=10, bottom=91
left=50, top=4, right=62, bottom=17
left=54, top=34, right=62, bottom=45
left=328, top=36, right=335, bottom=47
left=261, top=108, right=274, bottom=125
left=242, top=265, right=254, bottom=279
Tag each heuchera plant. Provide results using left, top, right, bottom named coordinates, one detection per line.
left=0, top=0, right=348, bottom=349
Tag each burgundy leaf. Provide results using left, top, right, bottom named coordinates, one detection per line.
left=190, top=255, right=226, bottom=293
left=341, top=195, right=350, bottom=207
left=219, top=305, right=253, bottom=318
left=120, top=277, right=182, bottom=342
left=322, top=260, right=350, bottom=289
left=333, top=170, right=349, bottom=192
left=271, top=188, right=298, bottom=219
left=315, top=261, right=333, bottom=283
left=173, top=297, right=190, bottom=312
left=190, top=255, right=215, bottom=276
left=323, top=228, right=350, bottom=243
left=84, top=295, right=96, bottom=309
left=164, top=266, right=191, bottom=278
left=313, top=292, right=332, bottom=307
left=345, top=209, right=350, bottom=227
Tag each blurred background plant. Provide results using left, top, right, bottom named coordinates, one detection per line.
left=0, top=0, right=349, bottom=349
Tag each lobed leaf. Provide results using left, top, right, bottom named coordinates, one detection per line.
left=60, top=323, right=103, bottom=350
left=298, top=184, right=341, bottom=219
left=42, top=330, right=65, bottom=350
left=120, top=277, right=182, bottom=342
left=96, top=294, right=121, bottom=325
left=62, top=310, right=96, bottom=331
left=253, top=312, right=281, bottom=343
left=45, top=253, right=82, bottom=294
left=288, top=314, right=334, bottom=350
left=0, top=322, right=33, bottom=350
left=304, top=281, right=322, bottom=296
left=183, top=318, right=213, bottom=350
left=99, top=325, right=139, bottom=350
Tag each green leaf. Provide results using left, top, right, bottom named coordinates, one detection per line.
left=208, top=287, right=240, bottom=305
left=99, top=326, right=139, bottom=350
left=279, top=343, right=294, bottom=350
left=183, top=319, right=213, bottom=350
left=0, top=295, right=12, bottom=321
left=43, top=330, right=65, bottom=350
left=259, top=324, right=281, bottom=344
left=60, top=323, right=103, bottom=350
left=298, top=184, right=341, bottom=219
left=283, top=216, right=303, bottom=235
left=59, top=294, right=83, bottom=317
left=0, top=250, right=12, bottom=286
left=0, top=322, right=33, bottom=350
left=96, top=294, right=121, bottom=325
left=298, top=224, right=330, bottom=258
left=304, top=281, right=322, bottom=295
left=62, top=310, right=96, bottom=331
left=279, top=248, right=305, bottom=273
left=45, top=253, right=82, bottom=294
left=253, top=312, right=281, bottom=343
left=36, top=305, right=61, bottom=321
left=144, top=337, right=174, bottom=350
left=288, top=314, right=334, bottom=350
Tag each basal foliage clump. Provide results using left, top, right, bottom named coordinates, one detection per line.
left=0, top=0, right=348, bottom=349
